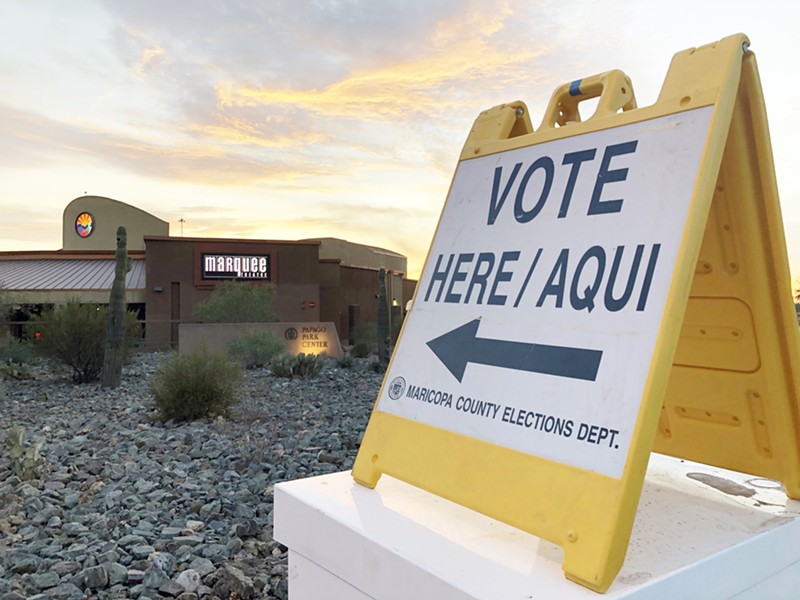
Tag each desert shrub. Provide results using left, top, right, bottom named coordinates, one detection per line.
left=228, top=330, right=284, bottom=369
left=0, top=285, right=12, bottom=329
left=270, top=352, right=298, bottom=378
left=33, top=300, right=139, bottom=384
left=195, top=281, right=278, bottom=323
left=369, top=360, right=387, bottom=374
left=0, top=339, right=35, bottom=379
left=0, top=362, right=33, bottom=381
left=34, top=301, right=107, bottom=383
left=4, top=426, right=45, bottom=480
left=270, top=352, right=323, bottom=379
left=351, top=321, right=376, bottom=357
left=351, top=342, right=371, bottom=358
left=336, top=355, right=355, bottom=369
left=150, top=348, right=242, bottom=421
left=295, top=353, right=323, bottom=378
left=0, top=339, right=34, bottom=365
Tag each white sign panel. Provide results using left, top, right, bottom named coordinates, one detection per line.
left=379, top=107, right=713, bottom=479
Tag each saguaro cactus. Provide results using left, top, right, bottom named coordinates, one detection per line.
left=377, top=268, right=390, bottom=364
left=102, top=226, right=130, bottom=388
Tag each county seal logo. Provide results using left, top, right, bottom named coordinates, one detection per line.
left=388, top=376, right=406, bottom=400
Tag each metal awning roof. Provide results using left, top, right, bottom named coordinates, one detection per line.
left=0, top=258, right=145, bottom=291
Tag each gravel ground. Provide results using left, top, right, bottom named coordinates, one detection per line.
left=0, top=353, right=384, bottom=599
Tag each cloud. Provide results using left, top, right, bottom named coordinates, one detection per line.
left=195, top=2, right=548, bottom=124
left=0, top=205, right=61, bottom=248
left=2, top=1, right=561, bottom=192
left=91, top=1, right=554, bottom=168
left=0, top=104, right=337, bottom=185
left=100, top=0, right=478, bottom=86
left=132, top=44, right=171, bottom=78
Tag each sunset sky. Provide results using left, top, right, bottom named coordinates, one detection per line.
left=1, top=1, right=798, bottom=280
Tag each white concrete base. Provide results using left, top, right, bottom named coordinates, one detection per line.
left=274, top=454, right=800, bottom=599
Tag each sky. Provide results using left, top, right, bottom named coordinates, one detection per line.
left=1, top=0, right=798, bottom=281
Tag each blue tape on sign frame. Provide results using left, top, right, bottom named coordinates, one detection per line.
left=569, top=80, right=582, bottom=96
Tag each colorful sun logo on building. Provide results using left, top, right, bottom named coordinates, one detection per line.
left=75, top=212, right=94, bottom=238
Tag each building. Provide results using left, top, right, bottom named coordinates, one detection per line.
left=0, top=196, right=416, bottom=348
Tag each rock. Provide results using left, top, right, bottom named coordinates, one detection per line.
left=318, top=450, right=340, bottom=464
left=4, top=475, right=21, bottom=487
left=50, top=561, right=81, bottom=577
left=62, top=522, right=89, bottom=536
left=212, top=564, right=255, bottom=600
left=46, top=516, right=62, bottom=529
left=158, top=580, right=185, bottom=597
left=176, top=593, right=199, bottom=600
left=16, top=483, right=39, bottom=498
left=149, top=552, right=176, bottom=575
left=131, top=544, right=155, bottom=559
left=0, top=352, right=383, bottom=600
left=200, top=543, right=228, bottom=563
left=126, top=569, right=145, bottom=584
left=226, top=537, right=243, bottom=555
left=81, top=565, right=109, bottom=590
left=206, top=519, right=227, bottom=532
left=32, top=571, right=60, bottom=590
left=273, top=579, right=289, bottom=600
left=104, top=562, right=128, bottom=586
left=31, top=507, right=57, bottom=526
left=270, top=563, right=288, bottom=577
left=49, top=583, right=84, bottom=600
left=117, top=534, right=146, bottom=548
left=234, top=518, right=258, bottom=538
left=60, top=543, right=88, bottom=562
left=173, top=545, right=192, bottom=561
left=253, top=573, right=271, bottom=592
left=183, top=520, right=202, bottom=532
left=44, top=480, right=65, bottom=491
left=129, top=559, right=150, bottom=572
left=199, top=500, right=221, bottom=518
left=7, top=553, right=40, bottom=574
left=142, top=566, right=168, bottom=589
left=233, top=503, right=256, bottom=519
left=96, top=549, right=120, bottom=564
left=187, top=558, right=215, bottom=578
left=174, top=569, right=201, bottom=593
left=159, top=527, right=183, bottom=539
left=104, top=465, right=125, bottom=480
left=170, top=535, right=203, bottom=547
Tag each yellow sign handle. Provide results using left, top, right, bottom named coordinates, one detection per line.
left=539, top=69, right=637, bottom=129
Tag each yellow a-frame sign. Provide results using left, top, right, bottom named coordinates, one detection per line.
left=353, top=34, right=800, bottom=593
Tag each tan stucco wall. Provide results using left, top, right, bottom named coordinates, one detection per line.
left=63, top=196, right=169, bottom=252
left=309, top=238, right=407, bottom=274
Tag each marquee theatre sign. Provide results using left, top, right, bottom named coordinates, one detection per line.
left=353, top=34, right=800, bottom=592
left=200, top=253, right=272, bottom=281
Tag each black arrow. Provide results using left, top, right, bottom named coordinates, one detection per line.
left=426, top=319, right=602, bottom=383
